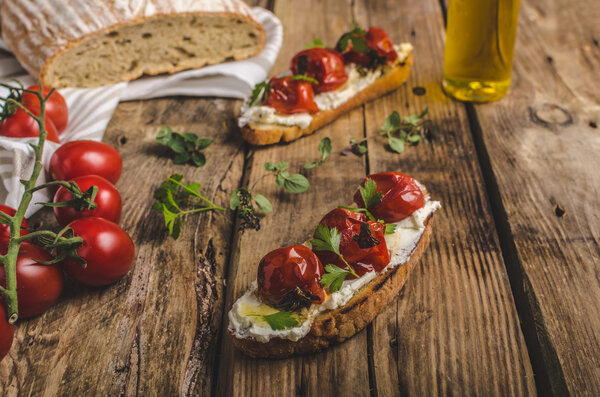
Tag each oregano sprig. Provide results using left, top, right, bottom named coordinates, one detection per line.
left=156, top=126, right=213, bottom=167
left=152, top=174, right=225, bottom=239
left=304, top=137, right=332, bottom=169
left=264, top=161, right=310, bottom=193
left=229, top=188, right=272, bottom=231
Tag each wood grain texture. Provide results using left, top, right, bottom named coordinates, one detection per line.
left=0, top=98, right=245, bottom=396
left=469, top=0, right=600, bottom=394
left=216, top=1, right=374, bottom=396
left=346, top=0, right=537, bottom=395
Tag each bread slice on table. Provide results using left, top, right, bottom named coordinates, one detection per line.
left=229, top=214, right=433, bottom=359
left=1, top=0, right=265, bottom=88
left=240, top=53, right=412, bottom=146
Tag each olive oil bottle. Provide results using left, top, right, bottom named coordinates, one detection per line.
left=443, top=0, right=520, bottom=102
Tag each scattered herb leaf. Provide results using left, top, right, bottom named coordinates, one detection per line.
left=152, top=174, right=224, bottom=239
left=264, top=161, right=310, bottom=193
left=304, top=137, right=332, bottom=169
left=230, top=188, right=272, bottom=231
left=156, top=126, right=213, bottom=167
left=320, top=264, right=350, bottom=292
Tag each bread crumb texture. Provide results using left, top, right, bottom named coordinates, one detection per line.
left=1, top=0, right=265, bottom=88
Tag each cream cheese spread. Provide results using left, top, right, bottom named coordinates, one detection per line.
left=228, top=196, right=439, bottom=343
left=238, top=43, right=413, bottom=129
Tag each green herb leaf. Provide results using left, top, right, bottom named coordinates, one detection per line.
left=153, top=174, right=224, bottom=239
left=156, top=126, right=213, bottom=167
left=378, top=108, right=428, bottom=154
left=311, top=225, right=342, bottom=255
left=306, top=38, right=325, bottom=49
left=359, top=178, right=382, bottom=209
left=320, top=264, right=350, bottom=292
left=387, top=133, right=405, bottom=153
left=253, top=194, right=273, bottom=213
left=260, top=311, right=300, bottom=330
left=337, top=26, right=368, bottom=52
left=249, top=80, right=271, bottom=107
left=381, top=111, right=402, bottom=133
left=385, top=223, right=397, bottom=235
left=283, top=173, right=310, bottom=193
left=292, top=75, right=319, bottom=84
left=304, top=137, right=331, bottom=168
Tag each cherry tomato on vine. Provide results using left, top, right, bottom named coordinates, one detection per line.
left=0, top=302, right=13, bottom=362
left=0, top=108, right=60, bottom=143
left=62, top=217, right=135, bottom=286
left=290, top=48, right=348, bottom=93
left=257, top=245, right=325, bottom=310
left=353, top=172, right=425, bottom=223
left=0, top=204, right=29, bottom=246
left=49, top=140, right=122, bottom=184
left=0, top=243, right=63, bottom=318
left=264, top=76, right=319, bottom=114
left=21, top=85, right=68, bottom=134
left=53, top=175, right=122, bottom=226
left=313, top=208, right=390, bottom=278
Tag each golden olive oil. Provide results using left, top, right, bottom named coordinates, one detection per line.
left=443, top=0, right=520, bottom=102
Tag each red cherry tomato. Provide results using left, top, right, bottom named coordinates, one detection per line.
left=353, top=172, right=425, bottom=223
left=0, top=108, right=60, bottom=143
left=21, top=85, right=69, bottom=134
left=290, top=48, right=348, bottom=93
left=257, top=245, right=325, bottom=310
left=0, top=243, right=63, bottom=318
left=0, top=302, right=14, bottom=362
left=62, top=217, right=135, bottom=286
left=264, top=76, right=319, bottom=114
left=49, top=140, right=122, bottom=184
left=0, top=204, right=29, bottom=246
left=313, top=208, right=390, bottom=278
left=337, top=26, right=398, bottom=67
left=53, top=175, right=122, bottom=227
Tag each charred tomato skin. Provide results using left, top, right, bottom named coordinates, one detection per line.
left=337, top=26, right=398, bottom=67
left=264, top=76, right=319, bottom=114
left=313, top=208, right=390, bottom=278
left=290, top=48, right=348, bottom=93
left=257, top=245, right=325, bottom=311
left=354, top=172, right=425, bottom=223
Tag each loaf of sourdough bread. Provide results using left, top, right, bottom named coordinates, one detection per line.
left=1, top=0, right=266, bottom=88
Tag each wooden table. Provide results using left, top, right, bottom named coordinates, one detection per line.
left=1, top=0, right=598, bottom=395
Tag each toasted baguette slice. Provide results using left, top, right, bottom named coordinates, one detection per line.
left=229, top=213, right=432, bottom=358
left=240, top=53, right=413, bottom=146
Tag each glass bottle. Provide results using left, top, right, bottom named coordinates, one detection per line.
left=442, top=0, right=520, bottom=102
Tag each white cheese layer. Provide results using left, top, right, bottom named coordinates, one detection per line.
left=238, top=43, right=413, bottom=128
left=228, top=197, right=439, bottom=343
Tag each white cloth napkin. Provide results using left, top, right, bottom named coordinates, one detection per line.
left=0, top=7, right=282, bottom=217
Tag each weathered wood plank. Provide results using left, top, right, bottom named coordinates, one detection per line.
left=350, top=0, right=536, bottom=395
left=469, top=0, right=600, bottom=394
left=0, top=97, right=245, bottom=396
left=216, top=1, right=375, bottom=396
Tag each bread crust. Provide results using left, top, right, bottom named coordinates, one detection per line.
left=240, top=53, right=413, bottom=146
left=229, top=214, right=433, bottom=358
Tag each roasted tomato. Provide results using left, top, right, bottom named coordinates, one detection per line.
left=290, top=48, right=348, bottom=93
left=21, top=85, right=69, bottom=134
left=53, top=175, right=122, bottom=227
left=264, top=76, right=319, bottom=114
left=337, top=26, right=398, bottom=67
left=0, top=108, right=60, bottom=143
left=313, top=208, right=390, bottom=277
left=353, top=172, right=425, bottom=223
left=0, top=301, right=13, bottom=362
left=0, top=204, right=29, bottom=246
left=257, top=245, right=325, bottom=310
left=0, top=243, right=63, bottom=318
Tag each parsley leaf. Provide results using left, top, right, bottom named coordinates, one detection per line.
left=304, top=137, right=332, bottom=169
left=249, top=80, right=271, bottom=107
left=306, top=38, right=326, bottom=49
left=292, top=75, right=318, bottom=84
left=153, top=174, right=225, bottom=239
left=320, top=264, right=350, bottom=292
left=385, top=223, right=397, bottom=234
left=311, top=224, right=342, bottom=255
left=359, top=178, right=382, bottom=209
left=156, top=126, right=213, bottom=167
left=249, top=311, right=299, bottom=330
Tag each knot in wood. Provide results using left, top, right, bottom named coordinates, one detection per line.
left=530, top=104, right=573, bottom=129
